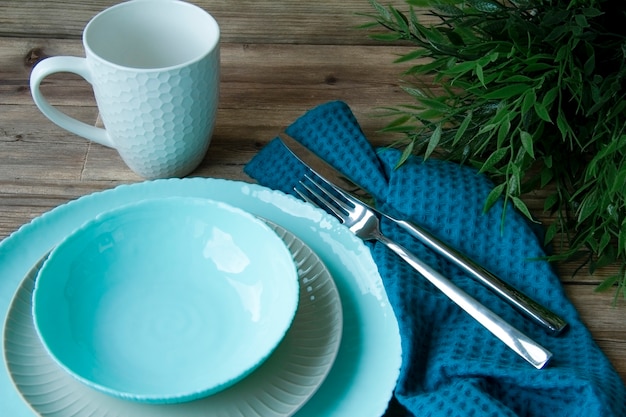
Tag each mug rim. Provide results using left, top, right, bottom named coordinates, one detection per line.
left=82, top=0, right=220, bottom=72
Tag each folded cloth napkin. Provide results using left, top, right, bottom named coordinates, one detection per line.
left=244, top=101, right=626, bottom=417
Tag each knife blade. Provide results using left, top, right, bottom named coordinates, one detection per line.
left=279, top=132, right=568, bottom=335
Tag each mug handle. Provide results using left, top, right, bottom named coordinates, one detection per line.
left=30, top=56, right=115, bottom=148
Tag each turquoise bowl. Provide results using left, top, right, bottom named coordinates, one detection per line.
left=32, top=197, right=299, bottom=404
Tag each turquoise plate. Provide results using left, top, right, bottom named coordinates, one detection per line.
left=0, top=178, right=401, bottom=416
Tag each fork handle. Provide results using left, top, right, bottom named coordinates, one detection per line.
left=377, top=233, right=552, bottom=369
left=392, top=218, right=568, bottom=335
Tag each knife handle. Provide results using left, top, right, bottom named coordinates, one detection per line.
left=391, top=217, right=568, bottom=335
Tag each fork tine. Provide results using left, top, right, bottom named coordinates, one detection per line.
left=296, top=179, right=346, bottom=220
left=325, top=180, right=365, bottom=207
left=304, top=174, right=355, bottom=211
left=293, top=185, right=317, bottom=207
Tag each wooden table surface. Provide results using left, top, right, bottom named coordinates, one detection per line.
left=1, top=0, right=625, bottom=408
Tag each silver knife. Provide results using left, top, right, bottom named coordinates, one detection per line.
left=279, top=133, right=568, bottom=335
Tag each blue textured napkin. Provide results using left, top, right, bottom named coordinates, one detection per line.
left=244, top=101, right=626, bottom=417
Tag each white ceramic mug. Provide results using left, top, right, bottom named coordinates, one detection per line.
left=30, top=0, right=220, bottom=179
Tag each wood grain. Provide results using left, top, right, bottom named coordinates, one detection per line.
left=0, top=0, right=419, bottom=44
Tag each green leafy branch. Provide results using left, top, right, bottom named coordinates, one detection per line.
left=363, top=0, right=626, bottom=300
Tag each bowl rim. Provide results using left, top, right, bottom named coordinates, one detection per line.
left=31, top=196, right=300, bottom=403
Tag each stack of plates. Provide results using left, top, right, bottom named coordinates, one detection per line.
left=0, top=178, right=402, bottom=416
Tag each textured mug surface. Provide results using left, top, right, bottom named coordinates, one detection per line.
left=30, top=0, right=220, bottom=179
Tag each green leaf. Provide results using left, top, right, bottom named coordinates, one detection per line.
left=482, top=84, right=530, bottom=100
left=577, top=197, right=597, bottom=224
left=544, top=222, right=558, bottom=245
left=476, top=64, right=485, bottom=86
left=521, top=90, right=536, bottom=114
left=366, top=0, right=389, bottom=19
left=619, top=219, right=626, bottom=257
left=395, top=139, right=415, bottom=168
left=424, top=124, right=442, bottom=159
left=541, top=87, right=559, bottom=110
left=595, top=275, right=620, bottom=292
left=417, top=97, right=451, bottom=112
left=583, top=52, right=596, bottom=76
left=524, top=63, right=554, bottom=73
left=575, top=14, right=589, bottom=28
left=401, top=86, right=427, bottom=99
left=478, top=123, right=498, bottom=135
left=544, top=155, right=553, bottom=168
left=582, top=7, right=603, bottom=17
left=499, top=75, right=534, bottom=83
left=390, top=6, right=409, bottom=31
left=479, top=147, right=509, bottom=173
left=467, top=0, right=503, bottom=13
left=556, top=110, right=573, bottom=140
left=452, top=111, right=473, bottom=146
left=419, top=108, right=445, bottom=120
left=519, top=130, right=534, bottom=158
left=507, top=172, right=520, bottom=195
left=405, top=0, right=440, bottom=6
left=385, top=115, right=411, bottom=128
left=497, top=115, right=511, bottom=146
left=435, top=4, right=465, bottom=17
left=534, top=102, right=552, bottom=122
left=483, top=183, right=505, bottom=213
left=555, top=44, right=570, bottom=62
left=599, top=231, right=612, bottom=254
left=512, top=196, right=535, bottom=222
left=590, top=249, right=613, bottom=271
left=492, top=104, right=514, bottom=125
left=544, top=192, right=558, bottom=212
left=394, top=49, right=431, bottom=63
left=541, top=168, right=554, bottom=187
left=443, top=28, right=464, bottom=46
left=546, top=25, right=570, bottom=43
left=446, top=60, right=480, bottom=76
left=611, top=169, right=626, bottom=194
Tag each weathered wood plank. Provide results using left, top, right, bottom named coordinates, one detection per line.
left=0, top=0, right=414, bottom=45
left=0, top=180, right=122, bottom=240
left=565, top=285, right=626, bottom=381
left=1, top=38, right=417, bottom=107
left=0, top=38, right=93, bottom=106
left=0, top=103, right=98, bottom=144
left=0, top=104, right=94, bottom=182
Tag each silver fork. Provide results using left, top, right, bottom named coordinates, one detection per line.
left=295, top=174, right=552, bottom=369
